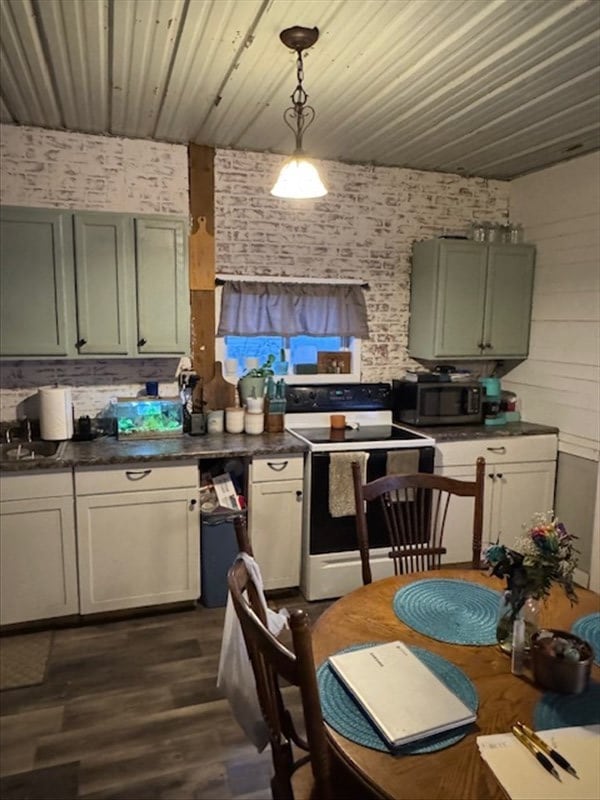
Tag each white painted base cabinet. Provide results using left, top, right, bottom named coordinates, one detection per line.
left=435, top=434, right=557, bottom=561
left=75, top=462, right=199, bottom=613
left=249, top=455, right=304, bottom=590
left=0, top=471, right=78, bottom=625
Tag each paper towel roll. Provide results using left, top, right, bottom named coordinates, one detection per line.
left=39, top=387, right=74, bottom=440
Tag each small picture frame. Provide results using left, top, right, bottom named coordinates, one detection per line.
left=317, top=351, right=351, bottom=374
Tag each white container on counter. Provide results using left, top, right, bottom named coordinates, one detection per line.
left=225, top=407, right=244, bottom=434
left=244, top=410, right=264, bottom=435
left=207, top=410, right=224, bottom=433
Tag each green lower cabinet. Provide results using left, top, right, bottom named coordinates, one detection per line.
left=408, top=239, right=535, bottom=360
left=0, top=207, right=76, bottom=357
left=0, top=207, right=190, bottom=359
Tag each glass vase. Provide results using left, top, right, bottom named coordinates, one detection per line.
left=496, top=590, right=540, bottom=654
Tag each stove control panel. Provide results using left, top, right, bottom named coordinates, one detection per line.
left=285, top=383, right=391, bottom=412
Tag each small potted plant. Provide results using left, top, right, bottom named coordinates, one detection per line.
left=238, top=354, right=275, bottom=405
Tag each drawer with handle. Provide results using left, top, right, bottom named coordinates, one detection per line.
left=75, top=461, right=198, bottom=495
left=435, top=434, right=557, bottom=468
left=251, top=454, right=304, bottom=483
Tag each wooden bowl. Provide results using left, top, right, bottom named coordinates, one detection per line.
left=531, top=629, right=593, bottom=694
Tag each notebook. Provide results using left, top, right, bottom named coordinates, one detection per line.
left=327, top=641, right=476, bottom=748
left=477, top=725, right=600, bottom=800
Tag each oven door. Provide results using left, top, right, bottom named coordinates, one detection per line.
left=309, top=446, right=434, bottom=555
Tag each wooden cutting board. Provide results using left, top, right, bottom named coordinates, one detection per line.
left=202, top=361, right=236, bottom=411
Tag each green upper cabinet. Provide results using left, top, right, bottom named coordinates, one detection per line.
left=73, top=213, right=134, bottom=355
left=0, top=207, right=190, bottom=359
left=408, top=239, right=535, bottom=360
left=134, top=217, right=189, bottom=355
left=0, top=207, right=76, bottom=357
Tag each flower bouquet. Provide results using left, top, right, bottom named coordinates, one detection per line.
left=484, top=511, right=578, bottom=651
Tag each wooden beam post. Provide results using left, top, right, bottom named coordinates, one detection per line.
left=188, top=144, right=216, bottom=381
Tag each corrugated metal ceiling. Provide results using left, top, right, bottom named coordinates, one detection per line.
left=1, top=0, right=599, bottom=179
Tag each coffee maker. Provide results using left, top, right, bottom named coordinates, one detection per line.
left=479, top=377, right=505, bottom=425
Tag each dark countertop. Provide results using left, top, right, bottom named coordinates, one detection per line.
left=0, top=431, right=308, bottom=472
left=0, top=421, right=558, bottom=473
left=408, top=420, right=558, bottom=442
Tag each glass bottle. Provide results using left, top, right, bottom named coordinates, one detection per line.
left=496, top=590, right=540, bottom=654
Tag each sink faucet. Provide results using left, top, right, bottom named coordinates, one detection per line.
left=23, top=417, right=32, bottom=442
left=4, top=428, right=11, bottom=444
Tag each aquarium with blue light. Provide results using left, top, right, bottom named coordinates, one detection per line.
left=114, top=398, right=183, bottom=440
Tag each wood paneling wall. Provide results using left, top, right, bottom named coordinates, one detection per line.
left=505, top=151, right=600, bottom=589
left=188, top=144, right=216, bottom=381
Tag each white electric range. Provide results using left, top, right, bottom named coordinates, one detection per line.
left=285, top=383, right=435, bottom=600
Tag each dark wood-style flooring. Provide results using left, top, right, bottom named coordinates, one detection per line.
left=0, top=594, right=331, bottom=800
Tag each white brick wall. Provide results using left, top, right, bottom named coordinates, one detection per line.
left=0, top=124, right=510, bottom=419
left=0, top=124, right=188, bottom=214
left=215, top=149, right=510, bottom=381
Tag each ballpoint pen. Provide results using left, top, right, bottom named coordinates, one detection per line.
left=515, top=721, right=579, bottom=779
left=511, top=725, right=561, bottom=781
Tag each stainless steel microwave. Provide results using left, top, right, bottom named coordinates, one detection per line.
left=392, top=379, right=483, bottom=426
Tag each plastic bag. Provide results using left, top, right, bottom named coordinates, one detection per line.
left=217, top=552, right=288, bottom=751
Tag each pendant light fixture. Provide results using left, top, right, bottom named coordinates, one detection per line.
left=271, top=26, right=328, bottom=200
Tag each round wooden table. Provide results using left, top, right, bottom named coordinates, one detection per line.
left=311, top=568, right=600, bottom=800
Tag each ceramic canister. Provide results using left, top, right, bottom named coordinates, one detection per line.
left=225, top=407, right=244, bottom=434
left=244, top=410, right=264, bottom=435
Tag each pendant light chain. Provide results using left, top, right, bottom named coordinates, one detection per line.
left=284, top=47, right=315, bottom=153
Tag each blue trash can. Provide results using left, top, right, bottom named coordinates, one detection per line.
left=200, top=511, right=243, bottom=608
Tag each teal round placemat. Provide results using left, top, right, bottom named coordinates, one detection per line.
left=533, top=681, right=600, bottom=730
left=392, top=579, right=501, bottom=645
left=317, top=642, right=478, bottom=754
left=571, top=612, right=600, bottom=665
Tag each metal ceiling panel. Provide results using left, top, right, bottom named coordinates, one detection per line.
left=36, top=0, right=109, bottom=132
left=0, top=0, right=598, bottom=179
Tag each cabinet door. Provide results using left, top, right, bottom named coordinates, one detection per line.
left=134, top=217, right=189, bottom=354
left=0, top=207, right=76, bottom=356
left=77, top=488, right=199, bottom=613
left=434, top=464, right=487, bottom=565
left=73, top=213, right=134, bottom=355
left=249, top=479, right=303, bottom=590
left=488, top=461, right=556, bottom=546
left=484, top=245, right=535, bottom=357
left=0, top=497, right=78, bottom=624
left=434, top=241, right=488, bottom=357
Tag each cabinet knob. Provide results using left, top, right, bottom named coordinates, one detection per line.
left=76, top=338, right=87, bottom=348
left=488, top=473, right=496, bottom=481
left=138, top=337, right=147, bottom=347
left=496, top=472, right=503, bottom=479
left=484, top=342, right=492, bottom=349
left=295, top=490, right=303, bottom=499
left=189, top=498, right=197, bottom=509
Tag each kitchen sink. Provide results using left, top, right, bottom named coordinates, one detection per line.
left=0, top=440, right=66, bottom=461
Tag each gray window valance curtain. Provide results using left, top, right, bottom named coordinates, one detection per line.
left=217, top=281, right=370, bottom=338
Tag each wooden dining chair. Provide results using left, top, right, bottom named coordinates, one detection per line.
left=227, top=556, right=333, bottom=800
left=233, top=514, right=253, bottom=556
left=351, top=456, right=485, bottom=584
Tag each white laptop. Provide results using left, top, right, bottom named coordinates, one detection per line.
left=328, top=641, right=476, bottom=748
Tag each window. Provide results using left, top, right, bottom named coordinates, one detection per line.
left=214, top=280, right=366, bottom=383
left=220, top=334, right=357, bottom=380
